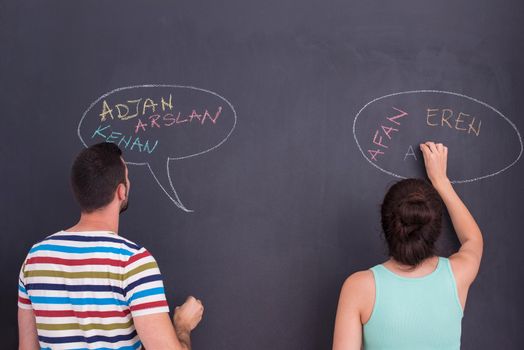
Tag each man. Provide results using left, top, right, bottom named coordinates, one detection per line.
left=18, top=142, right=204, bottom=350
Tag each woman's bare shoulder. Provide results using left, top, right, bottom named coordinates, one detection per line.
left=341, top=269, right=375, bottom=296
left=339, top=269, right=376, bottom=324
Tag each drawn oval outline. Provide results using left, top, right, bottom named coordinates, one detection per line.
left=352, top=90, right=523, bottom=183
left=77, top=84, right=238, bottom=163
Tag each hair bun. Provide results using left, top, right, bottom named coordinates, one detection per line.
left=395, top=193, right=433, bottom=240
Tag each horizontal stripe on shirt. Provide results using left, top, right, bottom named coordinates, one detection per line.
left=29, top=244, right=133, bottom=256
left=126, top=250, right=151, bottom=266
left=25, top=270, right=125, bottom=280
left=124, top=274, right=163, bottom=294
left=26, top=282, right=125, bottom=295
left=38, top=330, right=138, bottom=344
left=75, top=344, right=141, bottom=350
left=37, top=320, right=133, bottom=331
left=127, top=287, right=165, bottom=303
left=30, top=296, right=127, bottom=306
left=57, top=341, right=142, bottom=350
left=18, top=296, right=31, bottom=305
left=30, top=244, right=134, bottom=256
left=34, top=309, right=131, bottom=318
left=129, top=300, right=168, bottom=312
left=24, top=262, right=158, bottom=280
left=47, top=235, right=141, bottom=250
left=27, top=256, right=127, bottom=267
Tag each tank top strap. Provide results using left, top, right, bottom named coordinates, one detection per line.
left=441, top=257, right=464, bottom=317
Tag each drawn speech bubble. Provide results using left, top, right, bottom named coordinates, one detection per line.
left=78, top=84, right=237, bottom=212
left=353, top=90, right=522, bottom=183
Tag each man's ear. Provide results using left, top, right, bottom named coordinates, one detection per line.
left=116, top=183, right=127, bottom=201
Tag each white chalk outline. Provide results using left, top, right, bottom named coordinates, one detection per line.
left=78, top=84, right=238, bottom=212
left=352, top=90, right=523, bottom=183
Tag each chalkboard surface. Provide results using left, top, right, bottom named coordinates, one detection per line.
left=2, top=1, right=524, bottom=348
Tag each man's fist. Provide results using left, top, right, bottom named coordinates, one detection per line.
left=173, top=296, right=204, bottom=333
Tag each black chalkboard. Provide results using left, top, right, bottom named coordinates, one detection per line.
left=2, top=1, right=524, bottom=348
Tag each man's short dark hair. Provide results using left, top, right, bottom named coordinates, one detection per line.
left=71, top=142, right=126, bottom=212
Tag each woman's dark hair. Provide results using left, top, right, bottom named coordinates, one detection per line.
left=71, top=142, right=126, bottom=213
left=381, top=178, right=443, bottom=267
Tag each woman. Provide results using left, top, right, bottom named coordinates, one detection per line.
left=333, top=142, right=483, bottom=350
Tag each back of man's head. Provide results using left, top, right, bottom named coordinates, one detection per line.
left=71, top=142, right=125, bottom=213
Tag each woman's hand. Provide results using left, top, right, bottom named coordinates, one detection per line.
left=420, top=141, right=449, bottom=188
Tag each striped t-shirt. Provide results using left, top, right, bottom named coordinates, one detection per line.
left=18, top=230, right=170, bottom=350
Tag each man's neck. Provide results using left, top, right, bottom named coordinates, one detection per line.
left=66, top=209, right=120, bottom=235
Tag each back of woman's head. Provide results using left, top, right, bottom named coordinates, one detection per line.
left=381, top=178, right=443, bottom=267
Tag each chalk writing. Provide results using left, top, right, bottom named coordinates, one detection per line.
left=404, top=145, right=417, bottom=161
left=91, top=124, right=159, bottom=154
left=353, top=90, right=522, bottom=183
left=133, top=107, right=222, bottom=134
left=78, top=84, right=238, bottom=212
left=426, top=108, right=481, bottom=136
left=100, top=95, right=174, bottom=121
left=367, top=107, right=408, bottom=161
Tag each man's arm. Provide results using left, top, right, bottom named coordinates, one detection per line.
left=134, top=296, right=203, bottom=350
left=134, top=313, right=187, bottom=350
left=123, top=249, right=203, bottom=349
left=18, top=308, right=39, bottom=350
left=18, top=260, right=39, bottom=350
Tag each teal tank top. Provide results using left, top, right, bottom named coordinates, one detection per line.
left=363, top=257, right=464, bottom=350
